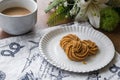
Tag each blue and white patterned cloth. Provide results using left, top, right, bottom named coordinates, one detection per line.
left=0, top=22, right=120, bottom=80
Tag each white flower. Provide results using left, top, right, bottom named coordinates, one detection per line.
left=64, top=1, right=68, bottom=7
left=71, top=0, right=109, bottom=28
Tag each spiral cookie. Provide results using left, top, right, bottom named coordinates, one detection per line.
left=60, top=34, right=80, bottom=51
left=82, top=40, right=98, bottom=55
left=60, top=34, right=99, bottom=62
left=65, top=40, right=89, bottom=61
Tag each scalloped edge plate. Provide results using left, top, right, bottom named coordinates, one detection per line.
left=39, top=24, right=115, bottom=73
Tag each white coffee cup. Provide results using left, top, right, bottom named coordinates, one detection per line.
left=0, top=0, right=37, bottom=35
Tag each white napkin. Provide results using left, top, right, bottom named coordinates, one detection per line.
left=0, top=22, right=120, bottom=80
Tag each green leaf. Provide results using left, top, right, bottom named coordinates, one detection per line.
left=45, top=0, right=66, bottom=13
left=100, top=7, right=120, bottom=31
left=47, top=6, right=71, bottom=26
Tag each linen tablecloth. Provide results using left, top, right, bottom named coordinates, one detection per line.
left=0, top=22, right=120, bottom=80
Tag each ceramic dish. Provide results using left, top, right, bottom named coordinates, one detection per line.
left=39, top=24, right=115, bottom=73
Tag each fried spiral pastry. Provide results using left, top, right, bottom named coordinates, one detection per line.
left=60, top=34, right=80, bottom=50
left=82, top=40, right=98, bottom=55
left=60, top=34, right=98, bottom=62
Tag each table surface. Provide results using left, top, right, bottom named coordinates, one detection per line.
left=0, top=0, right=120, bottom=53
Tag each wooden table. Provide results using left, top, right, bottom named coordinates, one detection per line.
left=0, top=0, right=120, bottom=53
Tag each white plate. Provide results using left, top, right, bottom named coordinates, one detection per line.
left=39, top=24, right=115, bottom=73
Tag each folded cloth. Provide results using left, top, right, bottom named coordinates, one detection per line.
left=0, top=22, right=119, bottom=80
